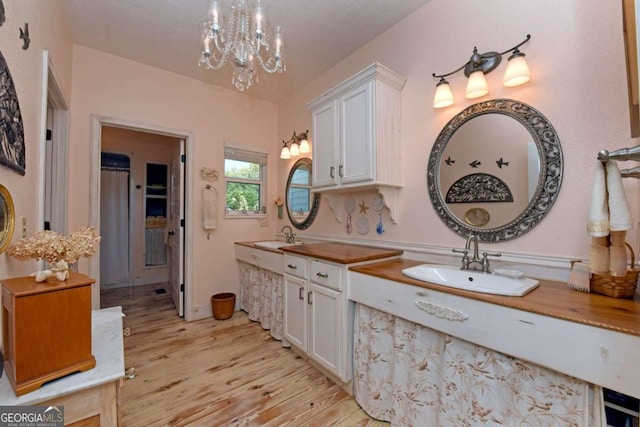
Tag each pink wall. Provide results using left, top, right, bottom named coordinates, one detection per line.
left=277, top=0, right=640, bottom=262
left=68, top=46, right=279, bottom=317
left=0, top=0, right=73, bottom=278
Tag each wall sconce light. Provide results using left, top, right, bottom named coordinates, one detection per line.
left=432, top=34, right=531, bottom=109
left=280, top=130, right=310, bottom=159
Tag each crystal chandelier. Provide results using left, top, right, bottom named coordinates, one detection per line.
left=198, top=0, right=285, bottom=92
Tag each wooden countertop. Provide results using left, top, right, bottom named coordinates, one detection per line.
left=350, top=259, right=640, bottom=336
left=281, top=242, right=403, bottom=264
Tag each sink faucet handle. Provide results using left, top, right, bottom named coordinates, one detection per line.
left=481, top=251, right=501, bottom=272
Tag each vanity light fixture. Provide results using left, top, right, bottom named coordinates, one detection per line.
left=280, top=130, right=310, bottom=159
left=432, top=34, right=531, bottom=109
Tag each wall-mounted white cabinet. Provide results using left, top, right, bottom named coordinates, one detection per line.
left=306, top=63, right=406, bottom=222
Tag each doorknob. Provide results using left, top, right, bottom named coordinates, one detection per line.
left=167, top=230, right=175, bottom=236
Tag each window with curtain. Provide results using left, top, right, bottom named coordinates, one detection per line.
left=224, top=143, right=267, bottom=217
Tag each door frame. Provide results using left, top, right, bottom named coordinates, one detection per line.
left=88, top=115, right=193, bottom=319
left=39, top=50, right=70, bottom=238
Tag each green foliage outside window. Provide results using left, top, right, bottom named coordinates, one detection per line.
left=225, top=159, right=262, bottom=213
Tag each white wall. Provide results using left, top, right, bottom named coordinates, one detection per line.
left=277, top=0, right=639, bottom=265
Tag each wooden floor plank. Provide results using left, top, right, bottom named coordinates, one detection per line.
left=101, top=283, right=388, bottom=426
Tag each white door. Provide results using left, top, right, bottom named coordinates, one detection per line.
left=308, top=283, right=342, bottom=377
left=311, top=101, right=339, bottom=187
left=283, top=275, right=307, bottom=351
left=169, top=140, right=185, bottom=316
left=340, top=81, right=372, bottom=184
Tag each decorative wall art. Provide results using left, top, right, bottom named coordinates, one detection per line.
left=19, top=23, right=29, bottom=50
left=0, top=50, right=25, bottom=175
left=445, top=173, right=513, bottom=203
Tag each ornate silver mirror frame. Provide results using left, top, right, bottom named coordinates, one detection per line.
left=427, top=99, right=563, bottom=242
left=286, top=157, right=321, bottom=230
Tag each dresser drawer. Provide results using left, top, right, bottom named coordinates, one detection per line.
left=235, top=244, right=283, bottom=274
left=310, top=260, right=342, bottom=291
left=284, top=255, right=308, bottom=279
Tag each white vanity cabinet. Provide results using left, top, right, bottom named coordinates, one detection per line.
left=283, top=255, right=348, bottom=381
left=307, top=63, right=406, bottom=192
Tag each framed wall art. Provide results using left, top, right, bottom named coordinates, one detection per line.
left=0, top=50, right=25, bottom=175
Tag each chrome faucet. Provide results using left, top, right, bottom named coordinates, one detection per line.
left=281, top=225, right=295, bottom=244
left=453, top=234, right=501, bottom=273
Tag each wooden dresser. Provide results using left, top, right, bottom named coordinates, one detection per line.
left=1, top=272, right=96, bottom=396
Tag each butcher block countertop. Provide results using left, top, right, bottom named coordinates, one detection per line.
left=281, top=242, right=403, bottom=264
left=350, top=259, right=640, bottom=337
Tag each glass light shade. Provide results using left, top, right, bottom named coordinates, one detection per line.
left=289, top=143, right=300, bottom=156
left=299, top=138, right=310, bottom=153
left=503, top=55, right=531, bottom=87
left=280, top=146, right=291, bottom=159
left=433, top=81, right=454, bottom=109
left=465, top=71, right=489, bottom=99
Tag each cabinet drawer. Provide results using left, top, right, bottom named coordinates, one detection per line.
left=284, top=255, right=307, bottom=279
left=310, top=260, right=342, bottom=291
left=235, top=245, right=283, bottom=274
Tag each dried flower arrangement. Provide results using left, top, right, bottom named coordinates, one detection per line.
left=7, top=227, right=101, bottom=282
left=8, top=227, right=101, bottom=264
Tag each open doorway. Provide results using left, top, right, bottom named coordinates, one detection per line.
left=41, top=50, right=69, bottom=237
left=89, top=116, right=192, bottom=318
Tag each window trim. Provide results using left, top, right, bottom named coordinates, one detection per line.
left=224, top=142, right=268, bottom=219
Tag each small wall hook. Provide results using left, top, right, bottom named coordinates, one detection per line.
left=0, top=1, right=6, bottom=27
left=20, top=23, right=29, bottom=50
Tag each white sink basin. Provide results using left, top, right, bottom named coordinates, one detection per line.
left=254, top=241, right=292, bottom=250
left=401, top=264, right=539, bottom=297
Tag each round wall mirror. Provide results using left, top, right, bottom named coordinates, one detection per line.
left=0, top=184, right=15, bottom=253
left=286, top=158, right=320, bottom=229
left=427, top=99, right=563, bottom=242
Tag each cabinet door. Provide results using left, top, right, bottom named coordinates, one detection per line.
left=284, top=275, right=307, bottom=351
left=340, top=81, right=373, bottom=184
left=308, top=283, right=342, bottom=378
left=311, top=101, right=339, bottom=187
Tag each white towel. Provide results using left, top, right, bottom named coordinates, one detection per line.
left=202, top=195, right=217, bottom=230
left=606, top=160, right=633, bottom=231
left=587, top=162, right=609, bottom=237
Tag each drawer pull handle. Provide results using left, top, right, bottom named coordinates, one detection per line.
left=308, top=291, right=313, bottom=305
left=330, top=166, right=335, bottom=178
left=299, top=287, right=304, bottom=300
left=415, top=300, right=468, bottom=322
left=316, top=272, right=329, bottom=278
left=338, top=165, right=344, bottom=177
left=251, top=254, right=261, bottom=260
left=287, top=264, right=297, bottom=269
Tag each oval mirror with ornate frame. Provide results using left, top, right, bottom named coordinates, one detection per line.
left=427, top=99, right=563, bottom=242
left=0, top=184, right=15, bottom=253
left=286, top=158, right=321, bottom=230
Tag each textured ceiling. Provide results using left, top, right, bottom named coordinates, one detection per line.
left=62, top=0, right=431, bottom=103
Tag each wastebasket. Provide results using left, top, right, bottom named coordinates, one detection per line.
left=211, top=293, right=236, bottom=320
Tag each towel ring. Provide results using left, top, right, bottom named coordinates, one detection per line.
left=201, top=185, right=218, bottom=200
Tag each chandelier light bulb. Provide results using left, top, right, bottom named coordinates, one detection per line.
left=280, top=146, right=291, bottom=159
left=289, top=142, right=300, bottom=156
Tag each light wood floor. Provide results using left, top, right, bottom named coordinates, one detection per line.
left=100, top=284, right=387, bottom=427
